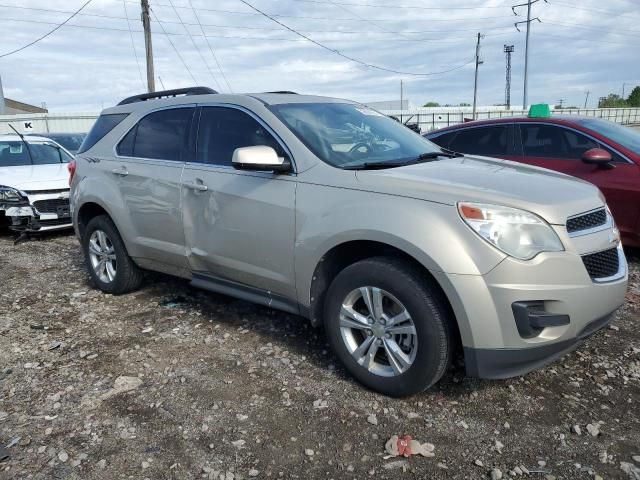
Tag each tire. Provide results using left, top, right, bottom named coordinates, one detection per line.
left=324, top=256, right=453, bottom=397
left=82, top=215, right=143, bottom=294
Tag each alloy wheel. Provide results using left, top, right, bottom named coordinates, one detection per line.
left=339, top=286, right=418, bottom=377
left=88, top=229, right=117, bottom=283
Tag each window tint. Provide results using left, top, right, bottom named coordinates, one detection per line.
left=520, top=124, right=622, bottom=161
left=448, top=125, right=510, bottom=156
left=77, top=113, right=128, bottom=154
left=127, top=108, right=193, bottom=161
left=428, top=131, right=457, bottom=149
left=117, top=126, right=136, bottom=157
left=196, top=107, right=285, bottom=166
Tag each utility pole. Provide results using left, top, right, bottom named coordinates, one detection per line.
left=584, top=90, right=590, bottom=108
left=514, top=0, right=544, bottom=109
left=557, top=99, right=565, bottom=109
left=472, top=32, right=483, bottom=120
left=0, top=73, right=6, bottom=115
left=504, top=45, right=514, bottom=110
left=141, top=0, right=155, bottom=93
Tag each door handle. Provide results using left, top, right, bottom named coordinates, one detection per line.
left=111, top=166, right=129, bottom=177
left=183, top=180, right=208, bottom=192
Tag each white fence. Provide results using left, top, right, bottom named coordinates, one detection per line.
left=1, top=107, right=640, bottom=136
left=384, top=107, right=640, bottom=133
left=0, top=112, right=98, bottom=135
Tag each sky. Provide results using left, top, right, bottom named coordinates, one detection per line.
left=0, top=0, right=639, bottom=112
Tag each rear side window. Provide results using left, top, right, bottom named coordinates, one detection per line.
left=77, top=113, right=128, bottom=154
left=196, top=107, right=286, bottom=166
left=117, top=108, right=193, bottom=161
left=448, top=125, right=510, bottom=156
left=427, top=131, right=458, bottom=149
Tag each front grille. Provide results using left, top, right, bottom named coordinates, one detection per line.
left=581, top=247, right=619, bottom=279
left=32, top=198, right=70, bottom=214
left=567, top=208, right=607, bottom=234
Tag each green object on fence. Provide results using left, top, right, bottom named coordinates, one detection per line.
left=528, top=104, right=552, bottom=118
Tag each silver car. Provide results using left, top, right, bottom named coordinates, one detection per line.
left=70, top=87, right=628, bottom=396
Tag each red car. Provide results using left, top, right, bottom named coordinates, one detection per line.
left=425, top=116, right=640, bottom=247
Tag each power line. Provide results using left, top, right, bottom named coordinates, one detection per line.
left=187, top=0, right=233, bottom=92
left=0, top=5, right=518, bottom=36
left=165, top=0, right=222, bottom=90
left=323, top=0, right=414, bottom=41
left=236, top=0, right=475, bottom=76
left=148, top=4, right=198, bottom=84
left=0, top=0, right=93, bottom=58
left=283, top=0, right=512, bottom=10
left=0, top=17, right=516, bottom=44
left=127, top=2, right=517, bottom=22
left=549, top=0, right=640, bottom=18
left=122, top=0, right=145, bottom=89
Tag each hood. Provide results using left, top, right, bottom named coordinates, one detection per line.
left=0, top=164, right=69, bottom=192
left=355, top=155, right=603, bottom=225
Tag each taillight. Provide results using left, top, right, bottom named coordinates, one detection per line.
left=67, top=160, right=76, bottom=186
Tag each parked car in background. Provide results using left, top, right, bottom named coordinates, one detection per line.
left=424, top=114, right=640, bottom=247
left=28, top=132, right=86, bottom=154
left=70, top=88, right=627, bottom=396
left=0, top=134, right=73, bottom=233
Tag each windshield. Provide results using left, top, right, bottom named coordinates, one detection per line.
left=43, top=134, right=85, bottom=153
left=572, top=117, right=640, bottom=153
left=0, top=141, right=72, bottom=166
left=269, top=103, right=443, bottom=168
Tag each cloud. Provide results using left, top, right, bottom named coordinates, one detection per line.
left=0, top=0, right=638, bottom=111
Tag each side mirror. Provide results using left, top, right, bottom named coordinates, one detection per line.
left=232, top=146, right=291, bottom=173
left=582, top=148, right=613, bottom=169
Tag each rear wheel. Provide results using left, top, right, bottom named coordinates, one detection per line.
left=82, top=215, right=143, bottom=294
left=324, top=257, right=452, bottom=397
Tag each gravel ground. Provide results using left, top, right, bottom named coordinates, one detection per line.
left=0, top=230, right=639, bottom=480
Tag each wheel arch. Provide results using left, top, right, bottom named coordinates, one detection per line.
left=307, top=239, right=463, bottom=352
left=76, top=201, right=111, bottom=238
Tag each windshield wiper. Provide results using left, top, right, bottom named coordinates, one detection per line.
left=342, top=149, right=463, bottom=170
left=417, top=149, right=463, bottom=160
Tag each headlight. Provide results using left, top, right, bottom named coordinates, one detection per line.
left=0, top=186, right=25, bottom=203
left=458, top=202, right=564, bottom=260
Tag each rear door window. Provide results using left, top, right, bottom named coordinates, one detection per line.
left=448, top=125, right=512, bottom=156
left=118, top=108, right=194, bottom=161
left=427, top=131, right=458, bottom=149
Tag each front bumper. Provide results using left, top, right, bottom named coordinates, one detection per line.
left=443, top=242, right=627, bottom=379
left=1, top=190, right=72, bottom=232
left=464, top=311, right=615, bottom=378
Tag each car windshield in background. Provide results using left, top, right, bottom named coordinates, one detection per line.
left=41, top=134, right=86, bottom=154
left=572, top=117, right=640, bottom=153
left=0, top=141, right=72, bottom=166
left=270, top=103, right=442, bottom=168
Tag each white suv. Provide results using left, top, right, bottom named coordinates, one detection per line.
left=0, top=134, right=74, bottom=233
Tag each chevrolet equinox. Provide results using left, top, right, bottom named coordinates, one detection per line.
left=70, top=87, right=628, bottom=396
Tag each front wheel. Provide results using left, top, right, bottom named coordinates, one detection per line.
left=324, top=257, right=453, bottom=397
left=82, top=215, right=143, bottom=294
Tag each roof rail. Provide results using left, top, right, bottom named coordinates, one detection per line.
left=264, top=91, right=298, bottom=94
left=117, top=86, right=218, bottom=106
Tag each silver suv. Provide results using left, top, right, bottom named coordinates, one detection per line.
left=70, top=87, right=628, bottom=396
